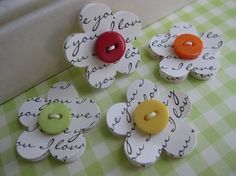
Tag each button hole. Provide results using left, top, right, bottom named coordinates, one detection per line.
left=183, top=41, right=194, bottom=46
left=48, top=113, right=63, bottom=120
left=106, top=44, right=117, bottom=52
left=144, top=111, right=159, bottom=121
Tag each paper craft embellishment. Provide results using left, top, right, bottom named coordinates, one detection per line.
left=64, top=3, right=141, bottom=88
left=16, top=82, right=101, bottom=162
left=106, top=79, right=197, bottom=167
left=149, top=22, right=224, bottom=82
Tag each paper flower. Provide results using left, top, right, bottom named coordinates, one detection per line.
left=64, top=3, right=141, bottom=88
left=16, top=82, right=101, bottom=162
left=106, top=79, right=197, bottom=167
left=149, top=22, right=224, bottom=82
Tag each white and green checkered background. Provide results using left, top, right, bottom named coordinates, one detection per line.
left=0, top=0, right=235, bottom=175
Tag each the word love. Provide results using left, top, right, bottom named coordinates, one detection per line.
left=168, top=90, right=189, bottom=119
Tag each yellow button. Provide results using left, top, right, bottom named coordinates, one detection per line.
left=133, top=99, right=169, bottom=134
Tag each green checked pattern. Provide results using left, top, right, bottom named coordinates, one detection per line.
left=0, top=0, right=236, bottom=175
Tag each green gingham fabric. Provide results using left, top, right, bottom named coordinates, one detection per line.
left=0, top=0, right=235, bottom=175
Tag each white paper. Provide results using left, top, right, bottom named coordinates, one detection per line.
left=16, top=81, right=101, bottom=162
left=106, top=79, right=197, bottom=167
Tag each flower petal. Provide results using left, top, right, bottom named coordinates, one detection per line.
left=160, top=71, right=187, bottom=83
left=86, top=63, right=116, bottom=88
left=124, top=128, right=162, bottom=167
left=64, top=33, right=97, bottom=67
left=79, top=3, right=113, bottom=34
left=47, top=82, right=79, bottom=102
left=170, top=22, right=198, bottom=36
left=113, top=11, right=141, bottom=43
left=50, top=130, right=86, bottom=162
left=159, top=57, right=191, bottom=79
left=16, top=128, right=51, bottom=161
left=106, top=103, right=134, bottom=136
left=161, top=90, right=191, bottom=120
left=149, top=34, right=176, bottom=57
left=117, top=43, right=141, bottom=74
left=126, top=79, right=160, bottom=112
left=67, top=98, right=101, bottom=131
left=163, top=118, right=197, bottom=158
left=18, top=97, right=47, bottom=130
left=190, top=51, right=220, bottom=80
left=200, top=31, right=224, bottom=55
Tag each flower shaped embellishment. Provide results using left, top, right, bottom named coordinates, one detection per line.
left=149, top=22, right=224, bottom=82
left=64, top=3, right=141, bottom=88
left=16, top=82, right=101, bottom=162
left=106, top=79, right=197, bottom=167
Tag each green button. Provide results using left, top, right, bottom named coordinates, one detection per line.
left=38, top=103, right=71, bottom=135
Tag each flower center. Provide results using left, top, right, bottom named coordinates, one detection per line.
left=133, top=99, right=169, bottom=134
left=173, top=34, right=203, bottom=60
left=38, top=103, right=71, bottom=135
left=95, top=31, right=126, bottom=63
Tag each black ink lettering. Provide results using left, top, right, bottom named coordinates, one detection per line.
left=87, top=64, right=109, bottom=79
left=16, top=141, right=35, bottom=148
left=172, top=63, right=183, bottom=70
left=118, top=19, right=141, bottom=30
left=125, top=139, right=132, bottom=155
left=94, top=76, right=115, bottom=88
left=93, top=12, right=113, bottom=31
left=40, top=138, right=55, bottom=150
left=203, top=52, right=215, bottom=60
left=71, top=34, right=98, bottom=57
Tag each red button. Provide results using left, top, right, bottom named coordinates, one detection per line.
left=95, top=31, right=126, bottom=63
left=173, top=34, right=203, bottom=60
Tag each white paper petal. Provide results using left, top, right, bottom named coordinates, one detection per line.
left=124, top=128, right=162, bottom=167
left=126, top=79, right=160, bottom=112
left=106, top=103, right=134, bottom=136
left=161, top=90, right=191, bottom=120
left=190, top=71, right=214, bottom=80
left=64, top=153, right=82, bottom=162
left=190, top=51, right=220, bottom=80
left=200, top=31, right=224, bottom=55
left=149, top=34, right=176, bottom=57
left=170, top=22, right=198, bottom=36
left=19, top=97, right=47, bottom=129
left=16, top=128, right=51, bottom=161
left=113, top=11, right=141, bottom=43
left=47, top=82, right=78, bottom=102
left=160, top=71, right=187, bottom=83
left=50, top=130, right=86, bottom=162
left=79, top=3, right=113, bottom=34
left=67, top=98, right=101, bottom=131
left=64, top=33, right=97, bottom=67
left=163, top=118, right=197, bottom=158
left=117, top=43, right=141, bottom=74
left=159, top=57, right=191, bottom=79
left=86, top=63, right=117, bottom=88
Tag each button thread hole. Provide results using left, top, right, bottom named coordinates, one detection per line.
left=106, top=44, right=117, bottom=52
left=48, top=113, right=63, bottom=120
left=183, top=41, right=195, bottom=46
left=144, top=111, right=159, bottom=121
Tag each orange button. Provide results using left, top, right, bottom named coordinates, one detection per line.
left=173, top=34, right=203, bottom=60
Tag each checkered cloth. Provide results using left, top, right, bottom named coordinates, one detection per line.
left=0, top=0, right=235, bottom=175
